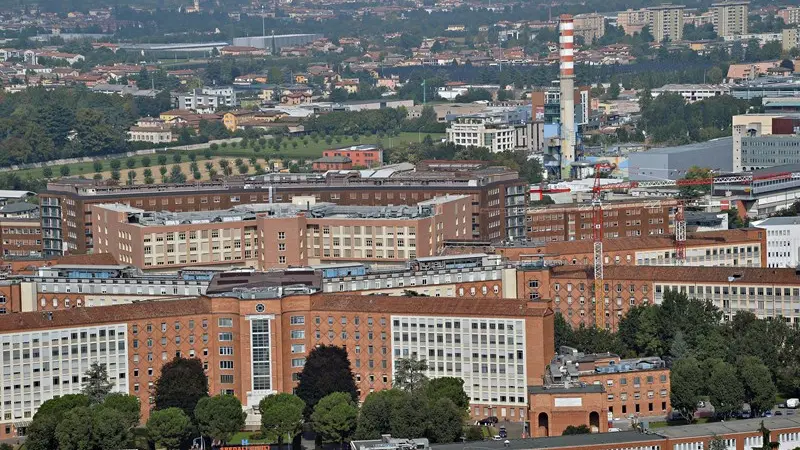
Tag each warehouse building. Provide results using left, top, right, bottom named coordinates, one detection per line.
left=629, top=137, right=733, bottom=181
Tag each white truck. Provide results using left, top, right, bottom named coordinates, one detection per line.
left=786, top=398, right=799, bottom=409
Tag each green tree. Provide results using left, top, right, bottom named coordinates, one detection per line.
left=355, top=390, right=407, bottom=439
left=91, top=406, right=131, bottom=450
left=172, top=153, right=182, bottom=163
left=670, top=357, right=704, bottom=422
left=141, top=156, right=151, bottom=167
left=42, top=166, right=53, bottom=178
left=311, top=392, right=358, bottom=445
left=738, top=356, right=777, bottom=415
left=707, top=360, right=745, bottom=419
left=424, top=378, right=469, bottom=411
left=259, top=393, right=306, bottom=447
left=59, top=165, right=70, bottom=177
left=127, top=170, right=137, bottom=184
left=93, top=161, right=103, bottom=172
left=394, top=356, right=429, bottom=392
left=109, top=159, right=121, bottom=171
left=158, top=154, right=168, bottom=165
left=427, top=398, right=463, bottom=443
left=147, top=408, right=193, bottom=450
left=296, top=345, right=358, bottom=417
left=159, top=166, right=168, bottom=177
left=82, top=362, right=114, bottom=404
left=680, top=166, right=713, bottom=198
left=102, top=393, right=141, bottom=429
left=111, top=169, right=121, bottom=181
left=26, top=394, right=89, bottom=450
left=154, top=357, right=209, bottom=419
left=194, top=395, right=246, bottom=445
left=55, top=406, right=93, bottom=450
left=126, top=158, right=136, bottom=169
left=389, top=392, right=429, bottom=439
left=562, top=425, right=591, bottom=435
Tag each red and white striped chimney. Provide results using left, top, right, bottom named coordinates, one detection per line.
left=559, top=14, right=575, bottom=79
left=559, top=14, right=576, bottom=179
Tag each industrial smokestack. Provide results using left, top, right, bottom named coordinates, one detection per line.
left=559, top=14, right=576, bottom=180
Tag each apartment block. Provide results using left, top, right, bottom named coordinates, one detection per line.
left=446, top=114, right=535, bottom=153
left=752, top=216, right=800, bottom=268
left=573, top=13, right=606, bottom=43
left=647, top=4, right=685, bottom=42
left=779, top=7, right=800, bottom=25
left=172, top=86, right=238, bottom=113
left=712, top=1, right=749, bottom=37
left=526, top=199, right=677, bottom=242
left=617, top=8, right=651, bottom=35
left=0, top=290, right=554, bottom=438
left=519, top=264, right=800, bottom=330
left=91, top=195, right=471, bottom=271
left=40, top=164, right=527, bottom=256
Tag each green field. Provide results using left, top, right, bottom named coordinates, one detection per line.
left=16, top=132, right=444, bottom=180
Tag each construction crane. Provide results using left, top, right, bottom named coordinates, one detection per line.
left=590, top=162, right=614, bottom=329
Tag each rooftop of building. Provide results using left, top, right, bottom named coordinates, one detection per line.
left=653, top=83, right=729, bottom=91
left=732, top=76, right=800, bottom=88
left=545, top=264, right=800, bottom=286
left=0, top=293, right=551, bottom=334
left=96, top=196, right=467, bottom=225
left=528, top=198, right=679, bottom=214
left=527, top=384, right=606, bottom=395
left=0, top=201, right=39, bottom=215
left=43, top=165, right=521, bottom=197
left=753, top=216, right=800, bottom=226
left=632, top=136, right=732, bottom=156
left=326, top=144, right=380, bottom=151
left=432, top=417, right=800, bottom=450
left=515, top=229, right=760, bottom=256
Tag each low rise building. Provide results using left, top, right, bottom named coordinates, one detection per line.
left=0, top=216, right=42, bottom=257
left=322, top=145, right=383, bottom=168
left=650, top=84, right=730, bottom=103
left=311, top=156, right=352, bottom=171
left=543, top=347, right=669, bottom=423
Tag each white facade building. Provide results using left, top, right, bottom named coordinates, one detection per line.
left=391, top=315, right=528, bottom=417
left=752, top=217, right=800, bottom=268
left=650, top=84, right=731, bottom=103
left=173, top=86, right=238, bottom=113
left=446, top=115, right=533, bottom=153
left=0, top=324, right=129, bottom=431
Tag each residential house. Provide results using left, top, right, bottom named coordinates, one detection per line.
left=222, top=109, right=288, bottom=132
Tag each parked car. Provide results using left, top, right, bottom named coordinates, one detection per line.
left=492, top=436, right=503, bottom=441
left=775, top=411, right=783, bottom=416
left=477, top=416, right=499, bottom=425
left=499, top=426, right=507, bottom=439
left=763, top=410, right=773, bottom=417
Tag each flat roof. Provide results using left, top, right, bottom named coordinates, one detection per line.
left=753, top=216, right=800, bottom=226
left=638, top=136, right=732, bottom=155
left=432, top=431, right=659, bottom=450
left=656, top=416, right=800, bottom=439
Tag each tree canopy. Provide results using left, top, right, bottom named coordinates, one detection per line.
left=194, top=395, right=247, bottom=445
left=147, top=407, right=193, bottom=450
left=153, top=357, right=209, bottom=419
left=259, top=393, right=306, bottom=446
left=311, top=392, right=359, bottom=445
left=296, top=345, right=358, bottom=417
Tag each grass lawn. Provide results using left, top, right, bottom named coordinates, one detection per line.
left=17, top=132, right=444, bottom=180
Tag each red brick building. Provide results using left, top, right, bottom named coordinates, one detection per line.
left=311, top=155, right=353, bottom=171
left=526, top=199, right=678, bottom=242
left=322, top=145, right=383, bottom=168
left=0, top=291, right=555, bottom=438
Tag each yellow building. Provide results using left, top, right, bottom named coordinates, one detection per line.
left=294, top=74, right=308, bottom=84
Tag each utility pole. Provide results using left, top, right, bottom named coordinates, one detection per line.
left=261, top=5, right=265, bottom=37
